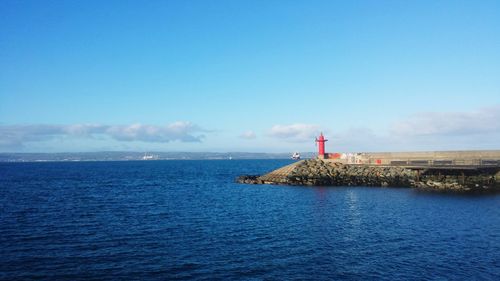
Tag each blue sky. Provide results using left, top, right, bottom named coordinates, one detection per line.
left=1, top=0, right=499, bottom=153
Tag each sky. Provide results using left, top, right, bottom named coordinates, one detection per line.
left=1, top=0, right=499, bottom=153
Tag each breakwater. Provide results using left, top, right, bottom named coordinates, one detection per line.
left=237, top=159, right=500, bottom=193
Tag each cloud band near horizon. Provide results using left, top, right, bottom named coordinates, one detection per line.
left=0, top=122, right=206, bottom=149
left=0, top=106, right=498, bottom=152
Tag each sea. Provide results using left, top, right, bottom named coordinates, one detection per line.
left=1, top=159, right=499, bottom=280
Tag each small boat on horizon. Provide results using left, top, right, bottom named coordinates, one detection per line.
left=291, top=152, right=301, bottom=160
left=142, top=153, right=158, bottom=160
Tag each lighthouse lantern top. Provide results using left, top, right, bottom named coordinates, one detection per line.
left=316, top=132, right=327, bottom=142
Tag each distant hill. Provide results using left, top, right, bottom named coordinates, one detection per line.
left=0, top=152, right=316, bottom=162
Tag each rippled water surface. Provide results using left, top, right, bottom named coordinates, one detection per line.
left=1, top=160, right=499, bottom=280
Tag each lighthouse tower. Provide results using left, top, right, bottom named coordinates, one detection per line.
left=315, top=132, right=328, bottom=159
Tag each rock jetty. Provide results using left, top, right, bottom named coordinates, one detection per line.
left=236, top=159, right=500, bottom=193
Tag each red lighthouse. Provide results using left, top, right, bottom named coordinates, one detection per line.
left=315, top=132, right=328, bottom=157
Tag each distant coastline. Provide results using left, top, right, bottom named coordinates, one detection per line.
left=0, top=152, right=317, bottom=162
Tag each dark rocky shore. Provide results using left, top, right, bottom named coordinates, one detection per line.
left=237, top=159, right=500, bottom=193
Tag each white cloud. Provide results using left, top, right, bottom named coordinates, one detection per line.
left=106, top=122, right=204, bottom=142
left=268, top=123, right=320, bottom=142
left=390, top=106, right=500, bottom=136
left=239, top=130, right=256, bottom=139
left=328, top=106, right=500, bottom=152
left=0, top=122, right=206, bottom=149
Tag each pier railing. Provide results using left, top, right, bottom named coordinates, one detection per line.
left=383, top=159, right=498, bottom=167
left=334, top=158, right=499, bottom=168
left=329, top=151, right=500, bottom=168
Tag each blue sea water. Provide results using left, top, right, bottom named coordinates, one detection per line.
left=0, top=160, right=499, bottom=280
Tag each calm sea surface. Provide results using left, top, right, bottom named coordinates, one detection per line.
left=1, top=160, right=499, bottom=280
